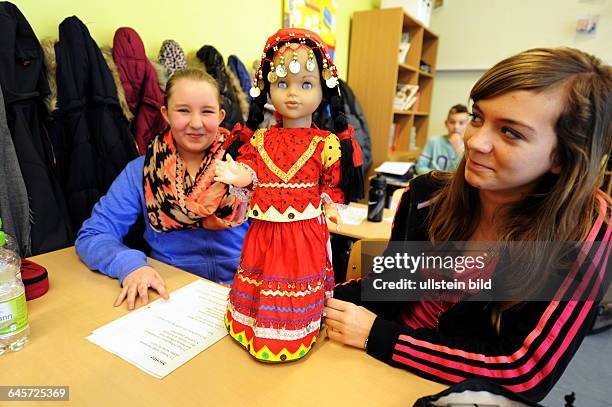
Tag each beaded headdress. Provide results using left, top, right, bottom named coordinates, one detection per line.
left=249, top=28, right=339, bottom=98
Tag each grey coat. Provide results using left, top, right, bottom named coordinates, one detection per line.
left=0, top=86, right=30, bottom=256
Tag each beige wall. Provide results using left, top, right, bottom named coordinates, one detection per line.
left=428, top=0, right=611, bottom=136
left=13, top=0, right=609, bottom=137
left=11, top=0, right=375, bottom=80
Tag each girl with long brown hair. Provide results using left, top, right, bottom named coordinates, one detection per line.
left=325, top=47, right=611, bottom=401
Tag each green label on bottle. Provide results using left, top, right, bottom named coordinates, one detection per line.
left=0, top=292, right=29, bottom=338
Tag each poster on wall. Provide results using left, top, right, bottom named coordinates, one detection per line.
left=283, top=0, right=337, bottom=60
left=576, top=14, right=599, bottom=34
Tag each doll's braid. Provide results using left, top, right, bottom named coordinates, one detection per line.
left=246, top=92, right=268, bottom=131
left=245, top=46, right=276, bottom=131
left=321, top=66, right=364, bottom=202
left=225, top=84, right=267, bottom=158
left=313, top=45, right=347, bottom=134
left=309, top=46, right=363, bottom=202
left=327, top=91, right=348, bottom=134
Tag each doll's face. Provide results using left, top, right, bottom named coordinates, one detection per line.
left=270, top=44, right=323, bottom=128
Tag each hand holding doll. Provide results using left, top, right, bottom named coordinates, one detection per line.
left=323, top=203, right=342, bottom=231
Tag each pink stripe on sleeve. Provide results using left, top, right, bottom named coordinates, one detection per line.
left=390, top=196, right=610, bottom=388
left=394, top=225, right=609, bottom=378
left=391, top=353, right=466, bottom=383
left=395, top=195, right=609, bottom=364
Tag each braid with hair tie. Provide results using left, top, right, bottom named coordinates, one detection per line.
left=323, top=75, right=364, bottom=201
left=328, top=92, right=348, bottom=133
left=225, top=92, right=267, bottom=159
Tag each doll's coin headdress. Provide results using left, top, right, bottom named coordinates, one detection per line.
left=249, top=28, right=339, bottom=98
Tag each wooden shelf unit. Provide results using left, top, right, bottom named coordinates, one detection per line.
left=347, top=7, right=438, bottom=178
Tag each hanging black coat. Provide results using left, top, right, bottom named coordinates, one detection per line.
left=196, top=45, right=244, bottom=130
left=53, top=16, right=138, bottom=233
left=0, top=2, right=72, bottom=255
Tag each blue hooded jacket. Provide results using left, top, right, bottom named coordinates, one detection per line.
left=76, top=156, right=248, bottom=285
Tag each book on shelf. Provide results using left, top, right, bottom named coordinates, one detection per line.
left=419, top=60, right=432, bottom=73
left=393, top=84, right=419, bottom=112
left=409, top=127, right=417, bottom=151
left=411, top=90, right=421, bottom=112
left=398, top=32, right=410, bottom=63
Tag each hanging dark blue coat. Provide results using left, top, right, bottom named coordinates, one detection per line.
left=0, top=1, right=72, bottom=255
left=227, top=55, right=252, bottom=104
left=53, top=16, right=138, bottom=233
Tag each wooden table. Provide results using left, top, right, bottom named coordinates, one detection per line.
left=1, top=248, right=444, bottom=406
left=328, top=203, right=394, bottom=240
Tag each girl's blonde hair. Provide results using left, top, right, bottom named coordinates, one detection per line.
left=164, top=67, right=221, bottom=107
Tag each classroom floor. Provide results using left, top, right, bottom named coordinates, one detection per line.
left=542, top=328, right=612, bottom=406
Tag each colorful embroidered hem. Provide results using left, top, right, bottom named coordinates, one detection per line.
left=225, top=218, right=334, bottom=363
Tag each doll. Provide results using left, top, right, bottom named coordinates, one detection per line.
left=214, top=28, right=363, bottom=362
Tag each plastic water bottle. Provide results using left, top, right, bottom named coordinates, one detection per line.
left=0, top=226, right=29, bottom=354
left=0, top=218, right=20, bottom=279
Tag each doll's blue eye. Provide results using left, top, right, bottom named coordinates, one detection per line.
left=278, top=81, right=288, bottom=89
left=303, top=82, right=313, bottom=90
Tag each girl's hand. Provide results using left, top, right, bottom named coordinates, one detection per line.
left=214, top=154, right=253, bottom=187
left=323, top=298, right=376, bottom=349
left=114, top=266, right=170, bottom=310
left=324, top=204, right=342, bottom=231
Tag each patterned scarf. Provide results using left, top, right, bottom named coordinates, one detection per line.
left=144, top=128, right=240, bottom=232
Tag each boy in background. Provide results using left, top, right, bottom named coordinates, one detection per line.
left=415, top=104, right=469, bottom=174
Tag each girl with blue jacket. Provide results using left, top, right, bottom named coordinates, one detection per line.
left=76, top=68, right=249, bottom=310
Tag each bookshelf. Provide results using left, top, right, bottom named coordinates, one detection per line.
left=347, top=7, right=438, bottom=181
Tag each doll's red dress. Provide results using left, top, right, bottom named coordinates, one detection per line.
left=225, top=125, right=344, bottom=362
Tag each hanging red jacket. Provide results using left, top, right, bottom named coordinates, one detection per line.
left=112, top=27, right=166, bottom=154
